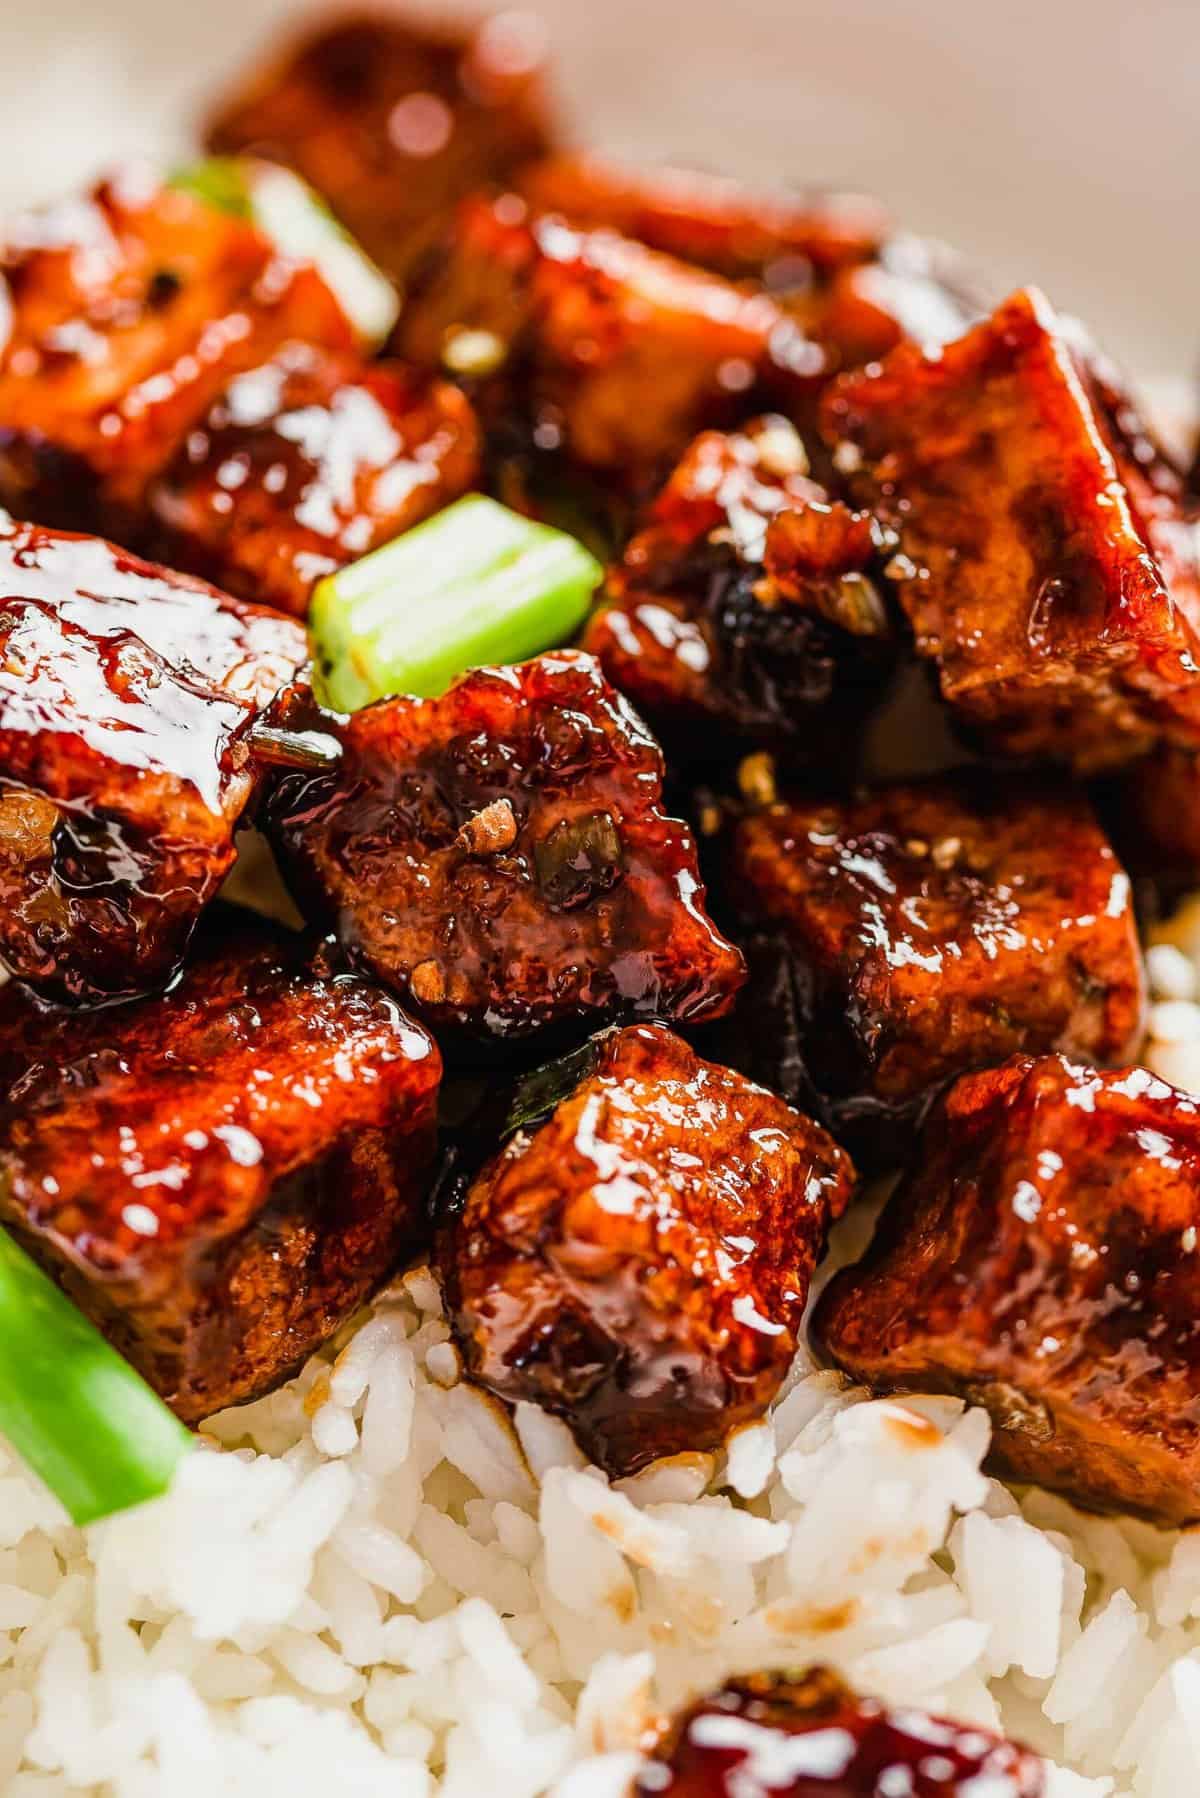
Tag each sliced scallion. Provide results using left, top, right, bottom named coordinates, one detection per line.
left=170, top=157, right=398, bottom=349
left=0, top=1229, right=192, bottom=1525
left=310, top=494, right=603, bottom=712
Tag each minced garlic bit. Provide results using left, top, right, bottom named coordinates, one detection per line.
left=931, top=835, right=963, bottom=871
left=752, top=418, right=809, bottom=479
left=442, top=326, right=507, bottom=377
left=456, top=796, right=519, bottom=855
left=737, top=751, right=777, bottom=810
left=409, top=959, right=447, bottom=1004
left=832, top=440, right=863, bottom=475
left=883, top=552, right=920, bottom=582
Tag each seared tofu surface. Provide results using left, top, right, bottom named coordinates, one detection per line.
left=726, top=775, right=1146, bottom=1157
left=0, top=917, right=441, bottom=1420
left=144, top=342, right=480, bottom=616
left=815, top=1053, right=1200, bottom=1525
left=0, top=516, right=306, bottom=1005
left=207, top=10, right=555, bottom=284
left=0, top=170, right=358, bottom=533
left=263, top=652, right=746, bottom=1044
left=822, top=287, right=1200, bottom=770
left=438, top=1022, right=854, bottom=1475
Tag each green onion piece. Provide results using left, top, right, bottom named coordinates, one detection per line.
left=0, top=1229, right=192, bottom=1525
left=310, top=494, right=604, bottom=712
left=171, top=157, right=398, bottom=349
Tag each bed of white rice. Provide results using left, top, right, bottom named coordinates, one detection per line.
left=0, top=906, right=1197, bottom=1797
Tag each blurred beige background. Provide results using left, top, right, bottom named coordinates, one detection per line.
left=0, top=0, right=1195, bottom=386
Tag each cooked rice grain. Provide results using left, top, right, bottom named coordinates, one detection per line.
left=6, top=924, right=1200, bottom=1794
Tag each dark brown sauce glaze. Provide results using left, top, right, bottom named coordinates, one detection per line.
left=583, top=416, right=894, bottom=765
left=206, top=10, right=555, bottom=285
left=518, top=154, right=983, bottom=376
left=0, top=167, right=358, bottom=535
left=0, top=912, right=441, bottom=1420
left=519, top=155, right=891, bottom=286
left=0, top=515, right=307, bottom=1004
left=724, top=774, right=1146, bottom=1165
left=437, top=1023, right=854, bottom=1475
left=396, top=194, right=825, bottom=498
left=637, top=1668, right=1043, bottom=1796
left=143, top=341, right=481, bottom=616
left=263, top=651, right=746, bottom=1046
left=1105, top=740, right=1200, bottom=896
left=814, top=1053, right=1200, bottom=1525
left=821, top=286, right=1200, bottom=771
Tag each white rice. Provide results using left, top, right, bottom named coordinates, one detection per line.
left=0, top=911, right=1198, bottom=1798
left=0, top=1099, right=1191, bottom=1798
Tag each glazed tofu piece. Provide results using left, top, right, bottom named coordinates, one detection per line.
left=821, top=287, right=1200, bottom=770
left=143, top=342, right=481, bottom=616
left=727, top=776, right=1145, bottom=1159
left=264, top=651, right=746, bottom=1043
left=0, top=917, right=440, bottom=1420
left=0, top=516, right=307, bottom=1005
left=814, top=1054, right=1200, bottom=1525
left=638, top=1667, right=1044, bottom=1796
left=1107, top=742, right=1200, bottom=889
left=396, top=194, right=822, bottom=492
left=206, top=10, right=555, bottom=285
left=519, top=154, right=890, bottom=283
left=0, top=168, right=359, bottom=533
left=520, top=153, right=980, bottom=372
left=438, top=1023, right=853, bottom=1474
left=582, top=415, right=893, bottom=760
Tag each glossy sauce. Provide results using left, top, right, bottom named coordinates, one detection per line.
left=816, top=1054, right=1200, bottom=1523
left=397, top=193, right=824, bottom=489
left=820, top=287, right=1200, bottom=770
left=0, top=916, right=441, bottom=1418
left=439, top=1023, right=854, bottom=1473
left=584, top=416, right=892, bottom=759
left=0, top=516, right=306, bottom=1003
left=146, top=341, right=480, bottom=615
left=0, top=170, right=356, bottom=530
left=729, top=774, right=1146, bottom=1159
left=638, top=1669, right=1043, bottom=1797
left=518, top=156, right=981, bottom=376
left=265, top=651, right=746, bottom=1041
left=207, top=11, right=554, bottom=285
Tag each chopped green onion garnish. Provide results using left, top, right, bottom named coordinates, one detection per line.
left=171, top=157, right=398, bottom=349
left=0, top=1229, right=192, bottom=1525
left=310, top=494, right=604, bottom=712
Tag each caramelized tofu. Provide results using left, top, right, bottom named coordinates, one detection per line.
left=822, top=287, right=1200, bottom=770
left=396, top=194, right=822, bottom=490
left=814, top=1054, right=1200, bottom=1525
left=582, top=416, right=892, bottom=759
left=264, top=651, right=745, bottom=1043
left=0, top=517, right=307, bottom=1005
left=1109, top=743, right=1200, bottom=886
left=206, top=10, right=555, bottom=285
left=520, top=154, right=980, bottom=373
left=438, top=1023, right=853, bottom=1474
left=808, top=233, right=984, bottom=372
left=144, top=342, right=480, bottom=616
left=728, top=776, right=1145, bottom=1158
left=0, top=169, right=358, bottom=533
left=0, top=918, right=440, bottom=1420
left=638, top=1667, right=1044, bottom=1797
left=519, top=154, right=890, bottom=284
